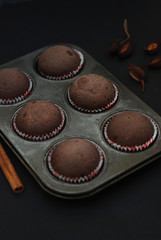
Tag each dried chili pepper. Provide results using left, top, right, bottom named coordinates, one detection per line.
left=144, top=42, right=161, bottom=55
left=147, top=56, right=161, bottom=69
left=128, top=64, right=146, bottom=92
left=107, top=38, right=122, bottom=53
left=118, top=39, right=133, bottom=58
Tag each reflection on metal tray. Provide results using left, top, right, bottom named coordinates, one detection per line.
left=0, top=43, right=161, bottom=199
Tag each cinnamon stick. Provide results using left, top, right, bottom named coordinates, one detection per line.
left=0, top=143, right=24, bottom=193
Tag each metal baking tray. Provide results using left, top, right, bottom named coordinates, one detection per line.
left=0, top=43, right=161, bottom=199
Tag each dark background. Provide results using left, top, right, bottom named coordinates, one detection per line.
left=0, top=0, right=161, bottom=239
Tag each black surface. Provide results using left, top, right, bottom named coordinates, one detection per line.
left=1, top=0, right=161, bottom=239
left=0, top=0, right=31, bottom=6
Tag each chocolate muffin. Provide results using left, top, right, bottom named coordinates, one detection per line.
left=13, top=100, right=65, bottom=141
left=0, top=68, right=32, bottom=104
left=104, top=111, right=158, bottom=152
left=37, top=45, right=84, bottom=80
left=68, top=74, right=118, bottom=113
left=47, top=138, right=104, bottom=183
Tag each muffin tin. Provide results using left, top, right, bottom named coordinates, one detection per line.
left=0, top=43, right=161, bottom=199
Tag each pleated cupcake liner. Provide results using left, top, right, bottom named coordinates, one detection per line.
left=104, top=117, right=158, bottom=152
left=38, top=49, right=84, bottom=80
left=47, top=143, right=104, bottom=184
left=67, top=83, right=119, bottom=113
left=0, top=74, right=33, bottom=105
left=12, top=105, right=65, bottom=141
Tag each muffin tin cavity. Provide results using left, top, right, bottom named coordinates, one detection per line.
left=103, top=111, right=158, bottom=152
left=0, top=43, right=161, bottom=199
left=35, top=45, right=84, bottom=80
left=12, top=101, right=66, bottom=141
left=67, top=81, right=119, bottom=113
left=46, top=138, right=104, bottom=184
left=0, top=69, right=33, bottom=105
